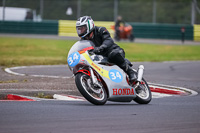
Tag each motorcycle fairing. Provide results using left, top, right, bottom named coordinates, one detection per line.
left=81, top=52, right=136, bottom=102
left=82, top=52, right=110, bottom=79
left=67, top=40, right=136, bottom=102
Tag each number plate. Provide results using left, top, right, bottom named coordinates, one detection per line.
left=109, top=69, right=123, bottom=83
left=67, top=52, right=81, bottom=67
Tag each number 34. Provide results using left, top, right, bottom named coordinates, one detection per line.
left=110, top=72, right=122, bottom=80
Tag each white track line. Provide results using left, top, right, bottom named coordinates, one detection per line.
left=5, top=66, right=73, bottom=79
left=5, top=67, right=25, bottom=76
left=4, top=66, right=198, bottom=99
left=53, top=94, right=85, bottom=101
left=148, top=82, right=198, bottom=96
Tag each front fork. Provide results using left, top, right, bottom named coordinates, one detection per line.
left=89, top=67, right=101, bottom=88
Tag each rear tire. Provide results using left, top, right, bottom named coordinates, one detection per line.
left=75, top=73, right=107, bottom=105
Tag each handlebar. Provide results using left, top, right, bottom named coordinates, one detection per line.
left=88, top=49, right=95, bottom=55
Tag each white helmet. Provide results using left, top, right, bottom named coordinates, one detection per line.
left=76, top=16, right=95, bottom=38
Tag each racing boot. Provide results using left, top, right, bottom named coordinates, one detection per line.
left=126, top=66, right=137, bottom=83
left=119, top=62, right=137, bottom=82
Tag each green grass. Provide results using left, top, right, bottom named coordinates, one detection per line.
left=118, top=42, right=200, bottom=62
left=0, top=37, right=200, bottom=67
left=0, top=37, right=76, bottom=66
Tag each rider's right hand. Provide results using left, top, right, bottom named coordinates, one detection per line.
left=88, top=49, right=95, bottom=55
left=93, top=47, right=102, bottom=55
left=93, top=45, right=107, bottom=55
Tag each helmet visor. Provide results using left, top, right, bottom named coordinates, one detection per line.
left=76, top=25, right=87, bottom=37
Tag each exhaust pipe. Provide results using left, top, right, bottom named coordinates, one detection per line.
left=137, top=65, right=144, bottom=82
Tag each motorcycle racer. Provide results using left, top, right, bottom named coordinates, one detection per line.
left=115, top=16, right=125, bottom=41
left=76, top=16, right=137, bottom=82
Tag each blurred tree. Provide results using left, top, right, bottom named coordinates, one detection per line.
left=81, top=0, right=113, bottom=21
left=0, top=0, right=199, bottom=24
left=118, top=0, right=153, bottom=22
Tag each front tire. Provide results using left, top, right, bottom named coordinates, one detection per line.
left=133, top=78, right=152, bottom=104
left=75, top=73, right=107, bottom=105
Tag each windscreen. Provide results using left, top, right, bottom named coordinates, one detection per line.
left=68, top=40, right=95, bottom=57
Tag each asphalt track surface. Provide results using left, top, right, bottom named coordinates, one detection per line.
left=0, top=61, right=200, bottom=133
left=1, top=34, right=200, bottom=132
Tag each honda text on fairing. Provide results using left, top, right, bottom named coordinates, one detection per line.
left=67, top=40, right=152, bottom=105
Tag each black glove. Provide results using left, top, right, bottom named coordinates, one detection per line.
left=93, top=45, right=107, bottom=55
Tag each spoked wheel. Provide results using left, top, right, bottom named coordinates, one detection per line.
left=133, top=78, right=152, bottom=104
left=75, top=73, right=107, bottom=105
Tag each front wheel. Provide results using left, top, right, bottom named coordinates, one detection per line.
left=133, top=78, right=152, bottom=104
left=75, top=73, right=107, bottom=105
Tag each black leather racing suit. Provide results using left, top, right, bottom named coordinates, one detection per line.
left=83, top=26, right=136, bottom=81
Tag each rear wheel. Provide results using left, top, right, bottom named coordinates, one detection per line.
left=133, top=78, right=152, bottom=104
left=75, top=73, right=107, bottom=105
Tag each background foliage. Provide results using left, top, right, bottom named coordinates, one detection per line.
left=1, top=0, right=200, bottom=24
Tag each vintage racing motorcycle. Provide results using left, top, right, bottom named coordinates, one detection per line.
left=67, top=40, right=152, bottom=105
